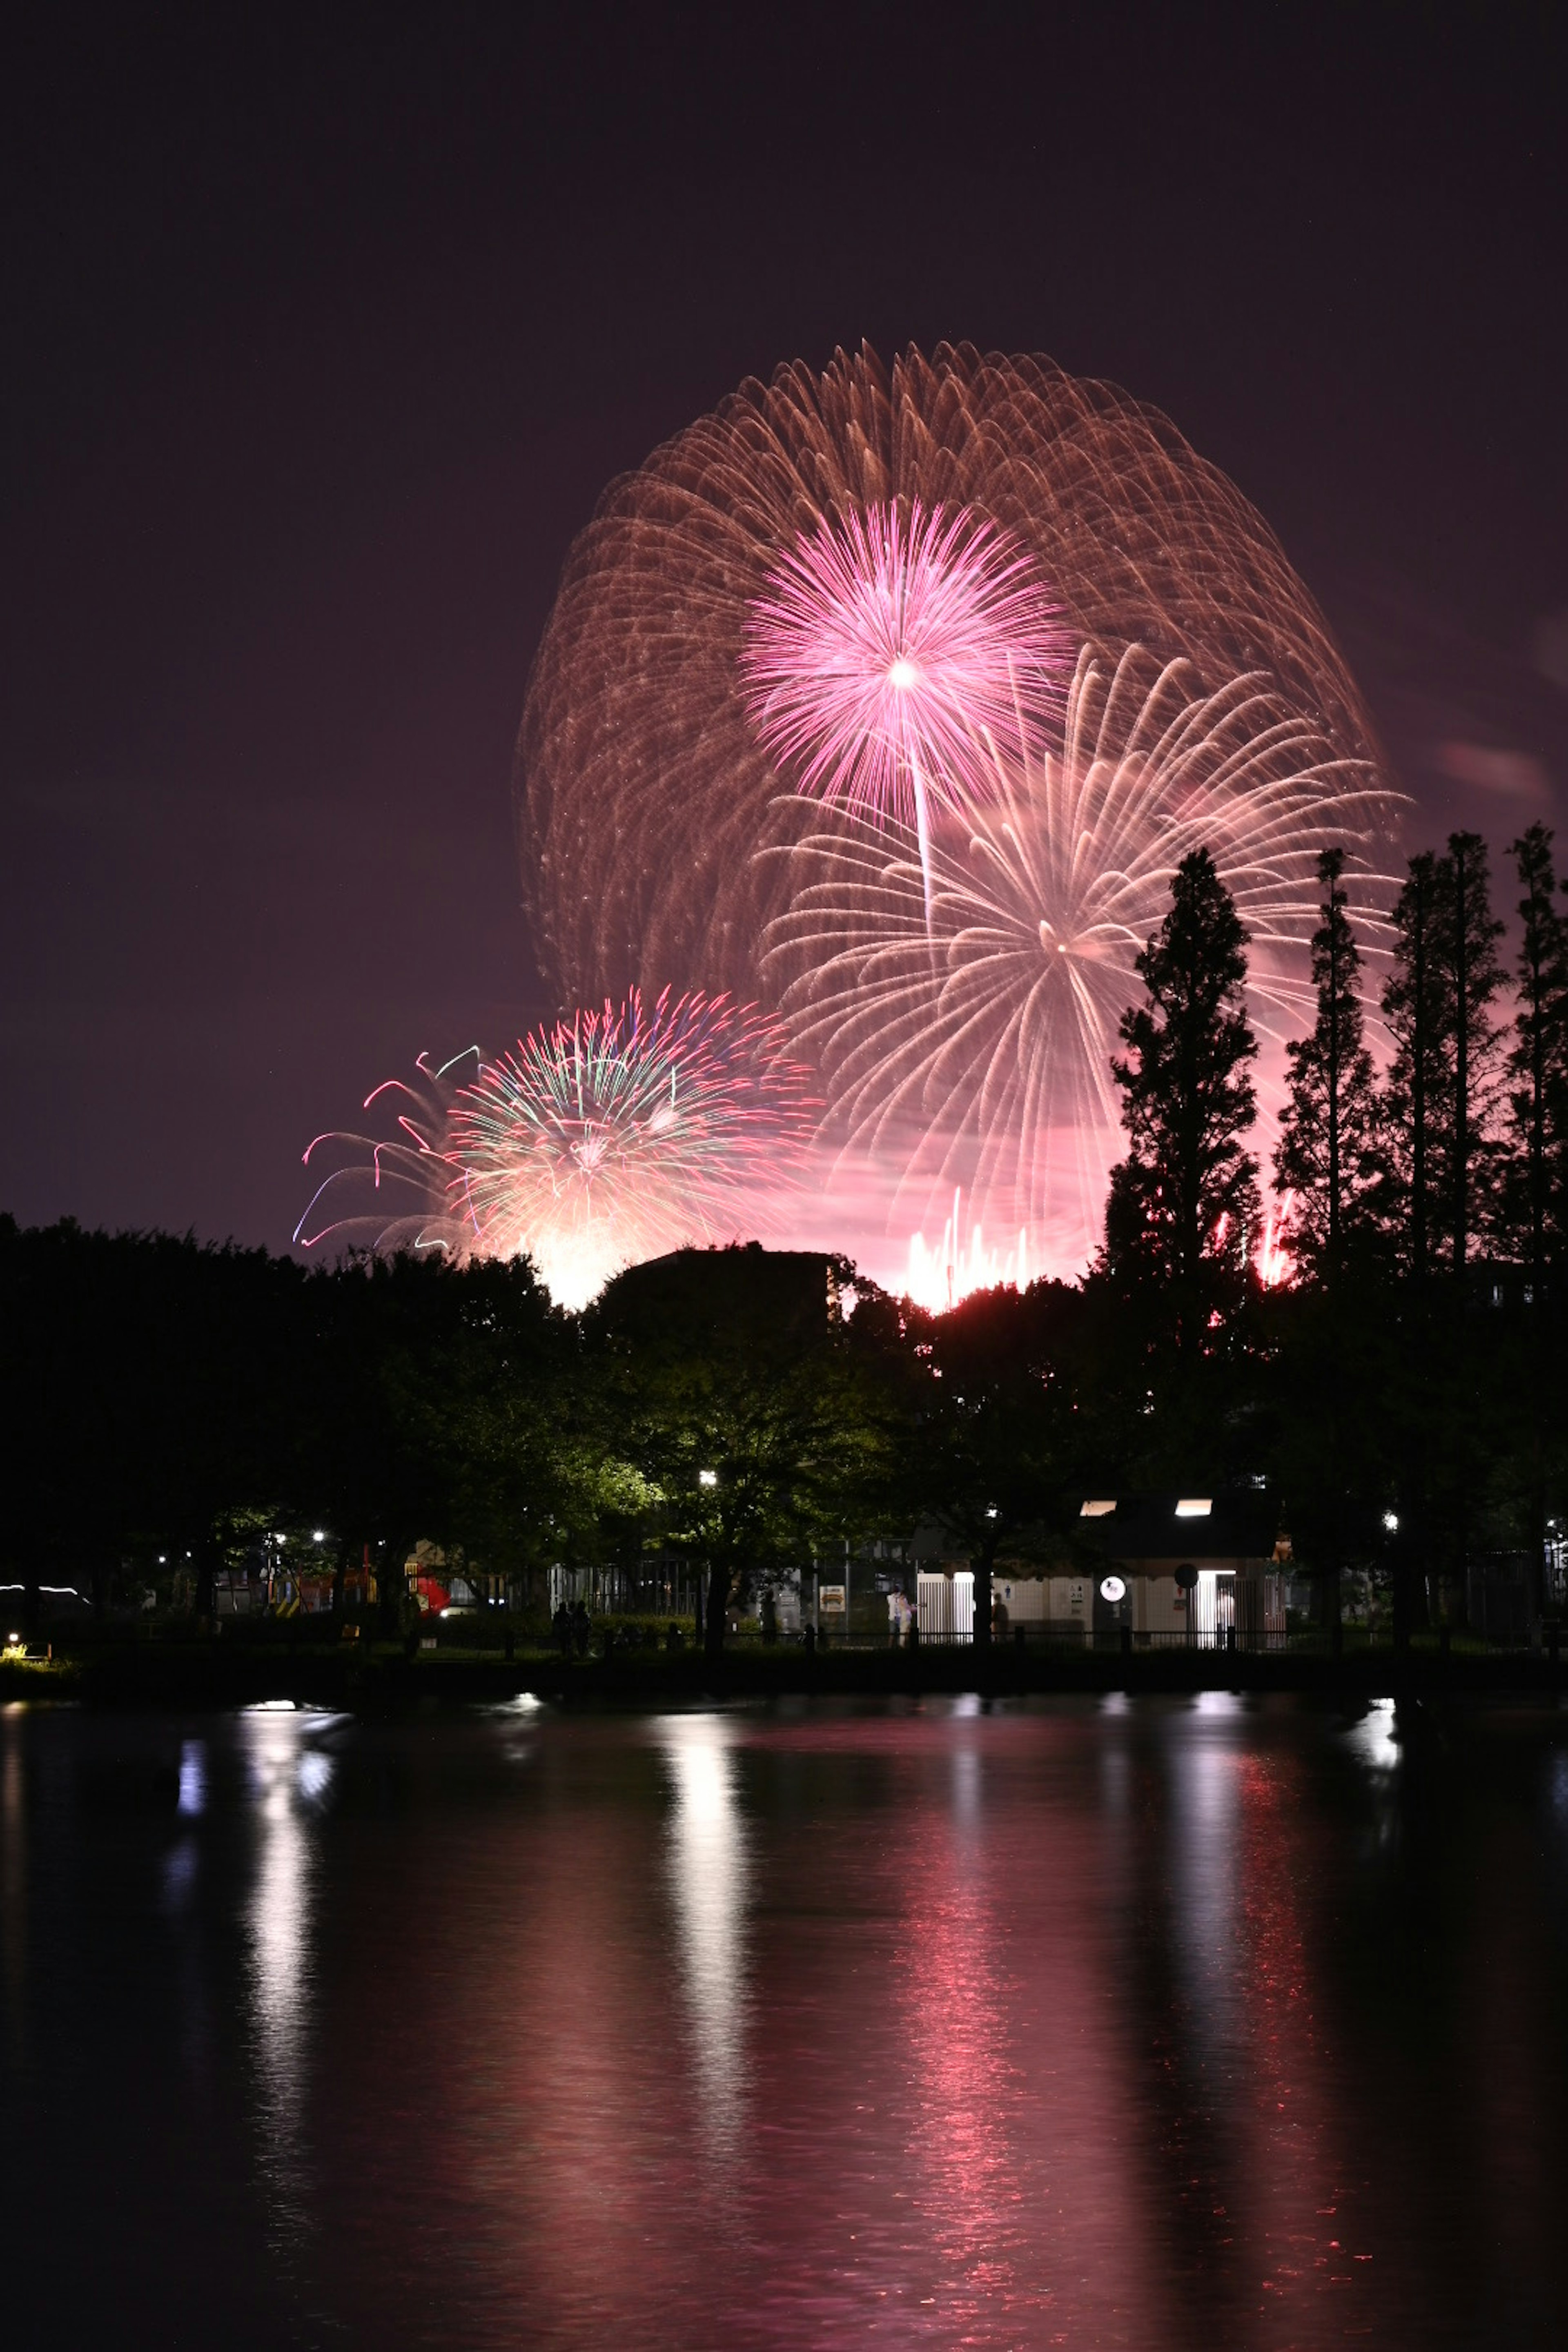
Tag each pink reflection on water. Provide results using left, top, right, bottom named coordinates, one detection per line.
left=300, top=1705, right=1446, bottom=2350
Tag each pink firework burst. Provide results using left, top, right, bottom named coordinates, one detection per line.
left=741, top=500, right=1067, bottom=844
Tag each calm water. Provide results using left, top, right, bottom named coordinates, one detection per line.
left=4, top=1694, right=1568, bottom=2350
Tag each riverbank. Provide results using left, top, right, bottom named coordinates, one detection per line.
left=5, top=1636, right=1567, bottom=1709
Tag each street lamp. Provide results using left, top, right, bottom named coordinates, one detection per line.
left=698, top=1469, right=718, bottom=1489
left=1383, top=1511, right=1399, bottom=1533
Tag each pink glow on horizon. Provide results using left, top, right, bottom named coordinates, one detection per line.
left=903, top=1187, right=1033, bottom=1312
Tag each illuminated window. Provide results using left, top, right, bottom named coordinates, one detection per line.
left=1080, top=1499, right=1116, bottom=1517
left=1175, top=1498, right=1212, bottom=1517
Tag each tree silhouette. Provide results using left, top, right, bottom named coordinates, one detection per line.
left=1274, top=846, right=1388, bottom=1277
left=1101, top=848, right=1260, bottom=1353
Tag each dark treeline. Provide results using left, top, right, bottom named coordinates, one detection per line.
left=7, top=823, right=1568, bottom=1660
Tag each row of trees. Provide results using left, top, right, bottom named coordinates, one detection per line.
left=1094, top=820, right=1568, bottom=1641
left=6, top=823, right=1567, bottom=1657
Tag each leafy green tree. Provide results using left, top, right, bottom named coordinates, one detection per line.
left=305, top=1249, right=571, bottom=1632
left=1100, top=848, right=1260, bottom=1352
left=591, top=1247, right=901, bottom=1659
left=1274, top=847, right=1388, bottom=1277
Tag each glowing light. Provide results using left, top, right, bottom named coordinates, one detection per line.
left=659, top=1715, right=750, bottom=2161
left=904, top=1187, right=1031, bottom=1311
left=698, top=1469, right=718, bottom=1489
left=1175, top=1500, right=1213, bottom=1518
left=296, top=992, right=813, bottom=1311
left=1346, top=1697, right=1400, bottom=1773
left=1258, top=1191, right=1296, bottom=1287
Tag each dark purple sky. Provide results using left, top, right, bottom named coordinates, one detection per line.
left=4, top=6, right=1565, bottom=1250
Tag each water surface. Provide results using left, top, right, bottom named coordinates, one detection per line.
left=4, top=1693, right=1566, bottom=2348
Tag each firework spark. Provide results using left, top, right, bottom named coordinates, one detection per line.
left=740, top=500, right=1067, bottom=913
left=295, top=994, right=813, bottom=1310
left=517, top=342, right=1388, bottom=1011
left=762, top=644, right=1396, bottom=1276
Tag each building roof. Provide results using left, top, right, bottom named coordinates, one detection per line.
left=1076, top=1489, right=1278, bottom=1563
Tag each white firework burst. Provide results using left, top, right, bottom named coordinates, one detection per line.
left=762, top=644, right=1397, bottom=1274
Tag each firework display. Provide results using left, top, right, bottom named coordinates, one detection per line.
left=761, top=645, right=1393, bottom=1272
left=297, top=993, right=812, bottom=1309
left=306, top=344, right=1398, bottom=1300
left=517, top=341, right=1386, bottom=1010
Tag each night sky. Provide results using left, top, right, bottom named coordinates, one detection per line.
left=4, top=6, right=1565, bottom=1252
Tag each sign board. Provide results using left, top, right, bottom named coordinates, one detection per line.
left=819, top=1584, right=847, bottom=1614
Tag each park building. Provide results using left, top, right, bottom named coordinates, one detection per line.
left=915, top=1489, right=1287, bottom=1648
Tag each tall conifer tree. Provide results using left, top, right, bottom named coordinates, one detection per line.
left=1101, top=848, right=1259, bottom=1351
left=1383, top=835, right=1505, bottom=1277
left=1439, top=830, right=1506, bottom=1273
left=1506, top=822, right=1568, bottom=1288
left=1383, top=851, right=1444, bottom=1281
left=1274, top=846, right=1385, bottom=1275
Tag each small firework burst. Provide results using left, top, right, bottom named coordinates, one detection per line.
left=297, top=994, right=813, bottom=1310
left=446, top=989, right=813, bottom=1306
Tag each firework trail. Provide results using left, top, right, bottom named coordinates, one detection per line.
left=296, top=993, right=813, bottom=1309
left=295, top=1049, right=481, bottom=1262
left=517, top=342, right=1389, bottom=1013
left=740, top=499, right=1068, bottom=917
left=762, top=645, right=1396, bottom=1274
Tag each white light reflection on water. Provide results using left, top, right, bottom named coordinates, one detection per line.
left=659, top=1712, right=751, bottom=2164
left=1168, top=1691, right=1243, bottom=2042
left=1345, top=1696, right=1401, bottom=1773
left=240, top=1709, right=337, bottom=2250
left=177, top=1738, right=207, bottom=1816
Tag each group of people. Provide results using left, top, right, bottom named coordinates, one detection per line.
left=550, top=1597, right=592, bottom=1657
